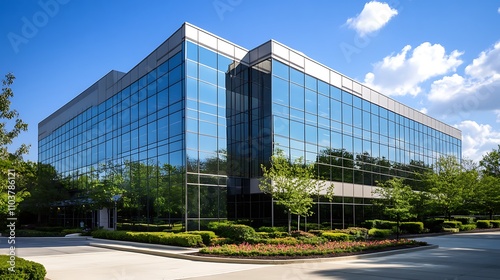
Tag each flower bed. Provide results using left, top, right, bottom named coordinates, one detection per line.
left=199, top=239, right=426, bottom=257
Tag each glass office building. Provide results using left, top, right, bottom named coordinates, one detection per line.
left=38, top=23, right=461, bottom=230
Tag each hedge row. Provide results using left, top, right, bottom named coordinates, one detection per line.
left=460, top=224, right=477, bottom=231
left=321, top=232, right=350, bottom=241
left=0, top=255, right=46, bottom=280
left=453, top=216, right=475, bottom=225
left=477, top=220, right=500, bottom=229
left=362, top=220, right=397, bottom=229
left=208, top=222, right=258, bottom=242
left=92, top=230, right=203, bottom=247
left=187, top=231, right=217, bottom=246
left=442, top=221, right=463, bottom=229
left=400, top=222, right=424, bottom=234
left=368, top=228, right=392, bottom=238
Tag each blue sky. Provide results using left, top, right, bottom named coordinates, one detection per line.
left=1, top=0, right=499, bottom=163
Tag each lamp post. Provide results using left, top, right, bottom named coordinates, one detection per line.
left=112, top=194, right=122, bottom=231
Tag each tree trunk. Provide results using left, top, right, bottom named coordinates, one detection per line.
left=396, top=213, right=400, bottom=241
left=288, top=211, right=292, bottom=233
left=490, top=209, right=493, bottom=220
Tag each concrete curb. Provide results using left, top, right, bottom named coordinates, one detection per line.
left=86, top=237, right=198, bottom=253
left=89, top=242, right=439, bottom=265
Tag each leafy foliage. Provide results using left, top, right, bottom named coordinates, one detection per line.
left=0, top=73, right=30, bottom=221
left=373, top=178, right=416, bottom=239
left=199, top=239, right=425, bottom=257
left=368, top=228, right=392, bottom=238
left=480, top=145, right=500, bottom=177
left=460, top=224, right=477, bottom=231
left=476, top=220, right=492, bottom=229
left=0, top=255, right=46, bottom=280
left=321, top=232, right=350, bottom=241
left=211, top=224, right=258, bottom=242
left=400, top=222, right=424, bottom=234
left=423, top=156, right=475, bottom=219
left=259, top=149, right=334, bottom=232
left=91, top=230, right=204, bottom=247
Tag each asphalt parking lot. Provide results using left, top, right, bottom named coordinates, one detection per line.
left=3, top=231, right=500, bottom=280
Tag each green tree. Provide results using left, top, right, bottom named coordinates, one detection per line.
left=0, top=73, right=29, bottom=221
left=480, top=145, right=500, bottom=177
left=259, top=149, right=334, bottom=232
left=473, top=175, right=500, bottom=219
left=373, top=178, right=415, bottom=240
left=423, top=156, right=469, bottom=219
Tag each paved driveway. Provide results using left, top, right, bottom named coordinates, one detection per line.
left=4, top=231, right=500, bottom=280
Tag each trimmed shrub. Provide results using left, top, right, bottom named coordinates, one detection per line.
left=212, top=237, right=230, bottom=245
left=308, top=229, right=325, bottom=236
left=117, top=223, right=175, bottom=232
left=363, top=219, right=396, bottom=229
left=424, top=218, right=446, bottom=232
left=377, top=220, right=397, bottom=230
left=256, top=232, right=270, bottom=239
left=257, top=226, right=287, bottom=233
left=321, top=232, right=350, bottom=241
left=188, top=231, right=217, bottom=246
left=214, top=224, right=258, bottom=242
left=263, top=237, right=298, bottom=245
left=268, top=231, right=290, bottom=238
left=368, top=228, right=392, bottom=238
left=442, top=228, right=459, bottom=233
left=291, top=230, right=315, bottom=238
left=0, top=255, right=46, bottom=280
left=453, top=216, right=475, bottom=225
left=460, top=224, right=477, bottom=231
left=362, top=220, right=377, bottom=229
left=298, top=236, right=327, bottom=245
left=327, top=227, right=368, bottom=241
left=476, top=220, right=492, bottom=229
left=400, top=222, right=424, bottom=234
left=442, top=221, right=462, bottom=229
left=346, top=227, right=369, bottom=236
left=490, top=220, right=500, bottom=228
left=207, top=220, right=233, bottom=232
left=91, top=230, right=203, bottom=247
left=305, top=223, right=322, bottom=230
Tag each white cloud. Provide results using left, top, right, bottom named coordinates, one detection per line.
left=455, top=120, right=500, bottom=161
left=498, top=7, right=500, bottom=14
left=364, top=42, right=463, bottom=96
left=346, top=1, right=398, bottom=37
left=419, top=107, right=428, bottom=114
left=428, top=41, right=500, bottom=115
left=428, top=74, right=466, bottom=102
left=495, top=110, right=500, bottom=123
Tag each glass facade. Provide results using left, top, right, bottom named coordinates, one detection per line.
left=38, top=23, right=461, bottom=230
